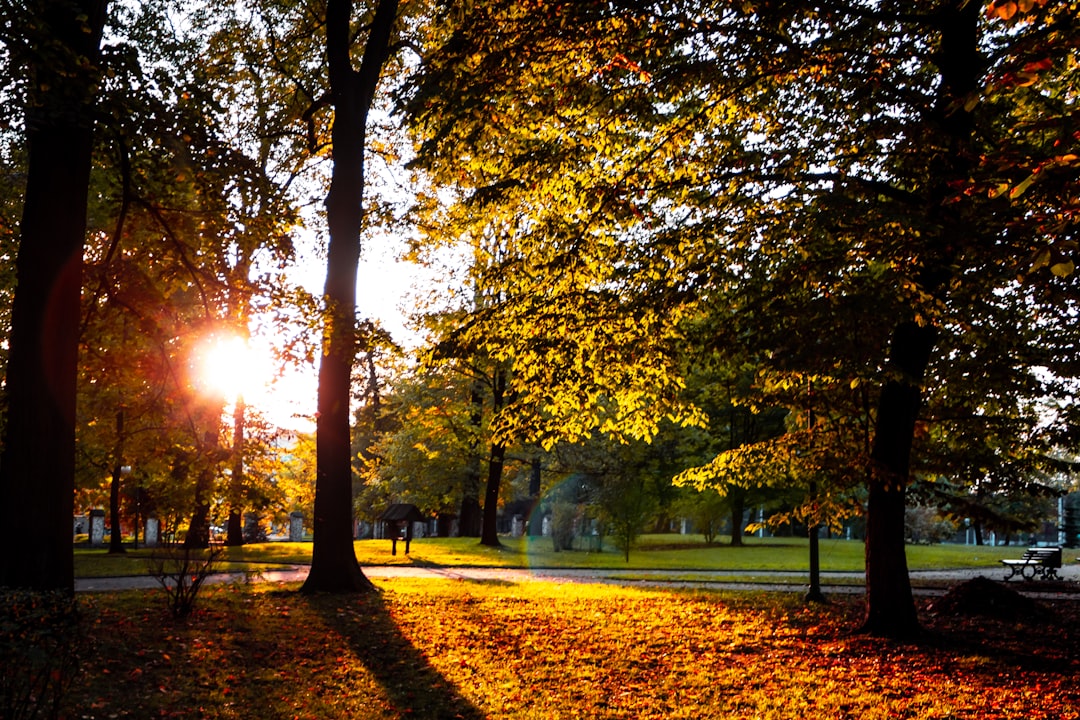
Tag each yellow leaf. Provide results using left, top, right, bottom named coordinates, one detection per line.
left=1009, top=175, right=1035, bottom=199
left=1050, top=261, right=1074, bottom=278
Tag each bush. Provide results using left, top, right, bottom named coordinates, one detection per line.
left=905, top=505, right=957, bottom=545
left=0, top=589, right=82, bottom=720
left=550, top=501, right=577, bottom=552
left=146, top=542, right=224, bottom=618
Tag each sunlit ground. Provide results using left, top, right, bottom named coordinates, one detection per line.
left=64, top=578, right=1080, bottom=719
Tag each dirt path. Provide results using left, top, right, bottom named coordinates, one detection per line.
left=74, top=562, right=1080, bottom=599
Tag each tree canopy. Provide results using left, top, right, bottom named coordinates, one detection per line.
left=1, top=0, right=1076, bottom=642
left=403, top=0, right=1080, bottom=636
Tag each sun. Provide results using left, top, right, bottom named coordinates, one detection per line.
left=196, top=333, right=317, bottom=431
left=197, top=335, right=256, bottom=400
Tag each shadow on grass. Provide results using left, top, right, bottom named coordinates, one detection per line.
left=307, top=591, right=485, bottom=720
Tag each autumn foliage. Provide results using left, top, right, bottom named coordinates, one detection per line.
left=69, top=579, right=1080, bottom=719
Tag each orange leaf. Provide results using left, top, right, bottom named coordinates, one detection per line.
left=991, top=1, right=1018, bottom=19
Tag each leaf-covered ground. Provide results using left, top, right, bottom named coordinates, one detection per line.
left=68, top=579, right=1080, bottom=719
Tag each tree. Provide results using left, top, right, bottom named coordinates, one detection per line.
left=302, top=0, right=401, bottom=593
left=357, top=363, right=476, bottom=520
left=405, top=0, right=1080, bottom=638
left=0, top=0, right=107, bottom=591
left=73, top=0, right=305, bottom=552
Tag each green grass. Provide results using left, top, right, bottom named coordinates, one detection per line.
left=74, top=535, right=1027, bottom=579
left=72, top=547, right=296, bottom=578
left=355, top=534, right=1024, bottom=572
left=347, top=535, right=1028, bottom=574
left=55, top=578, right=1080, bottom=719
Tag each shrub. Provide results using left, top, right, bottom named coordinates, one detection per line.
left=550, top=501, right=577, bottom=552
left=0, top=589, right=82, bottom=720
left=905, top=505, right=957, bottom=545
left=146, top=542, right=224, bottom=618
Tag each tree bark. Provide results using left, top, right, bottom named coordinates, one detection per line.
left=861, top=321, right=936, bottom=638
left=480, top=368, right=507, bottom=547
left=459, top=379, right=485, bottom=537
left=480, top=441, right=506, bottom=547
left=729, top=489, right=746, bottom=547
left=302, top=0, right=398, bottom=593
left=859, top=0, right=979, bottom=639
left=226, top=398, right=246, bottom=546
left=184, top=467, right=215, bottom=549
left=527, top=457, right=543, bottom=536
left=108, top=410, right=126, bottom=554
left=0, top=0, right=107, bottom=591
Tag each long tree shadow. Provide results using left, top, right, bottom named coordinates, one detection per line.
left=306, top=590, right=485, bottom=720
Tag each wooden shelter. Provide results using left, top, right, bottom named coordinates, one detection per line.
left=379, top=503, right=424, bottom=555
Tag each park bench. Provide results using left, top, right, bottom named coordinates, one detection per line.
left=1000, top=546, right=1062, bottom=582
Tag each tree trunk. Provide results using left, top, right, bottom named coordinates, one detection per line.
left=459, top=379, right=485, bottom=537
left=479, top=367, right=506, bottom=547
left=108, top=410, right=126, bottom=554
left=226, top=398, right=246, bottom=546
left=0, top=0, right=106, bottom=591
left=859, top=0, right=978, bottom=640
left=861, top=321, right=936, bottom=638
left=729, top=489, right=746, bottom=547
left=184, top=465, right=215, bottom=550
left=480, top=441, right=506, bottom=547
left=527, top=457, right=543, bottom=537
left=107, top=467, right=125, bottom=554
left=302, top=0, right=399, bottom=593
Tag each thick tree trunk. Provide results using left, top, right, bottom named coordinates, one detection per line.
left=459, top=379, right=485, bottom=537
left=0, top=0, right=106, bottom=591
left=226, top=398, right=246, bottom=546
left=479, top=368, right=507, bottom=547
left=302, top=0, right=398, bottom=593
left=861, top=321, right=936, bottom=638
left=184, top=466, right=214, bottom=550
left=860, top=0, right=978, bottom=639
left=480, top=442, right=506, bottom=547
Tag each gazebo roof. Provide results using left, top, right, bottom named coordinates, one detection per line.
left=379, top=503, right=424, bottom=522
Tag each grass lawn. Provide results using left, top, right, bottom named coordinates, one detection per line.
left=73, top=535, right=1028, bottom=579
left=61, top=578, right=1080, bottom=719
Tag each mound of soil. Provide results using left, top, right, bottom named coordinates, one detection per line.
left=928, top=576, right=1051, bottom=622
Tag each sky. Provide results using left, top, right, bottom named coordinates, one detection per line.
left=229, top=234, right=432, bottom=433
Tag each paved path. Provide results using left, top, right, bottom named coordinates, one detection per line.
left=74, top=562, right=1080, bottom=599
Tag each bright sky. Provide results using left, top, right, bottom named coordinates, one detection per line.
left=225, top=234, right=430, bottom=433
